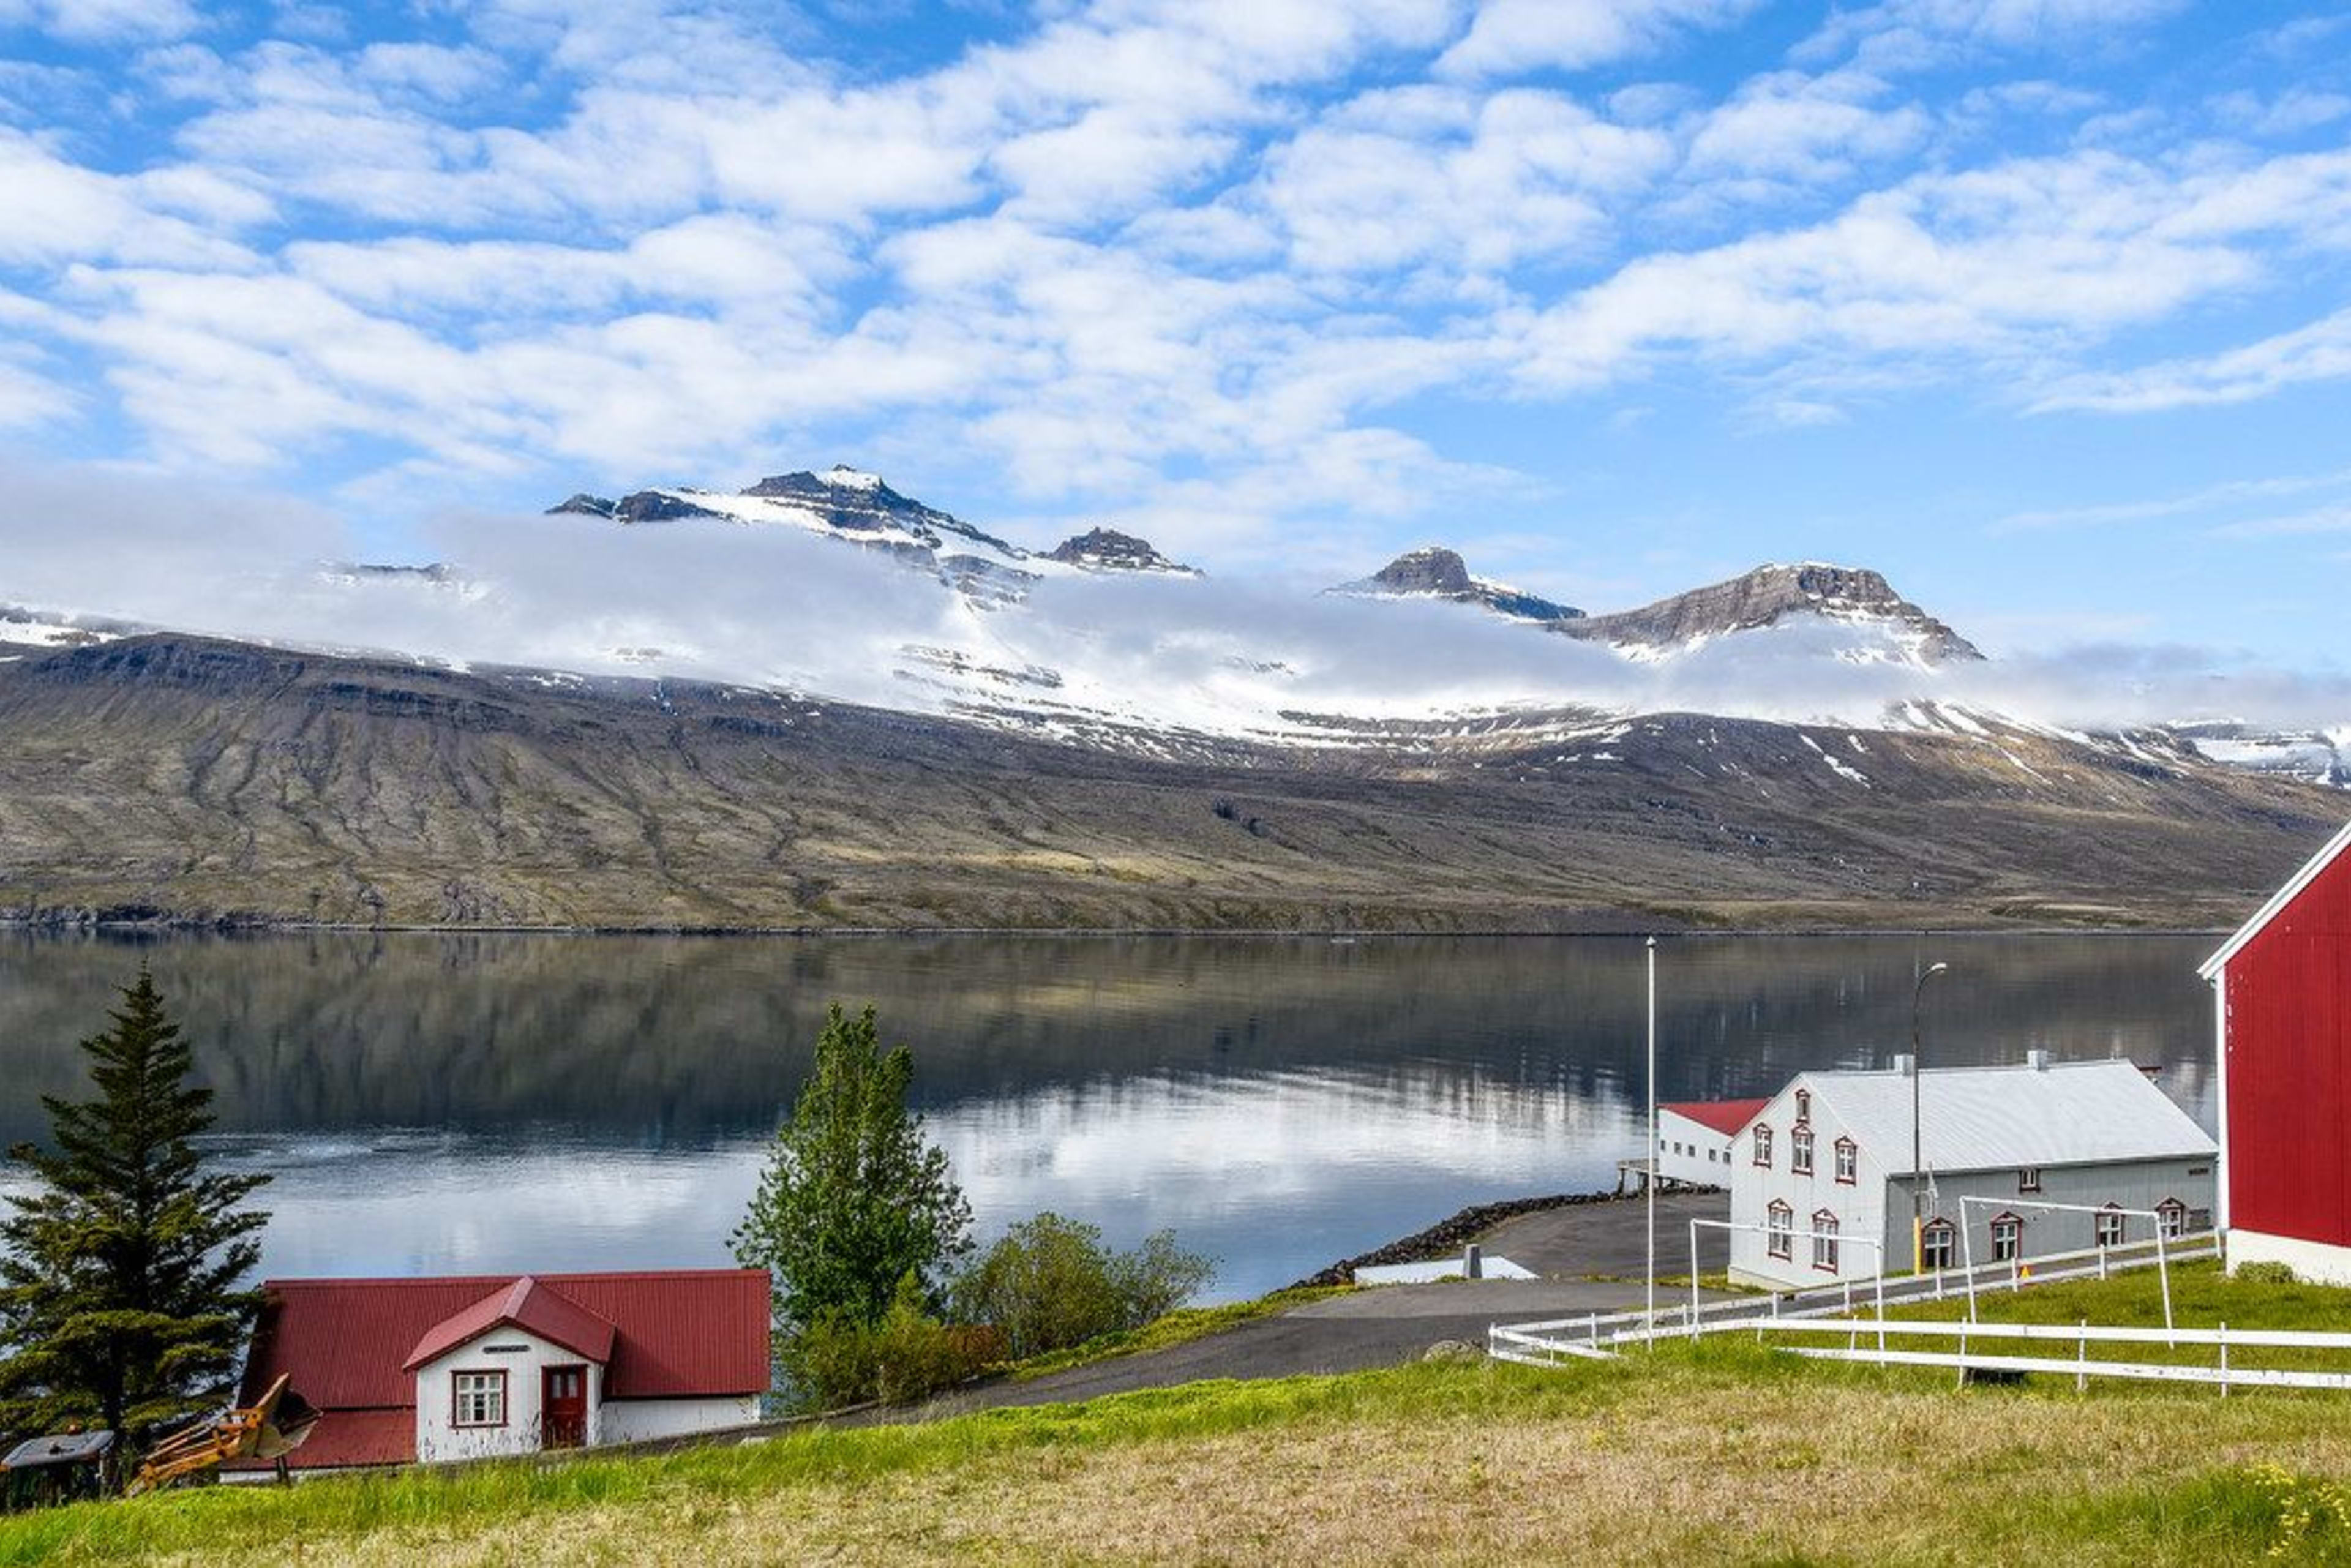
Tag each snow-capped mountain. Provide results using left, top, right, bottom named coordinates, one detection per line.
left=2170, top=720, right=2351, bottom=788
left=1045, top=528, right=1201, bottom=576
left=549, top=465, right=1196, bottom=601
left=1330, top=547, right=1581, bottom=623
left=1554, top=563, right=1983, bottom=668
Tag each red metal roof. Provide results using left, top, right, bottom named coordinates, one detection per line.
left=223, top=1408, right=414, bottom=1472
left=1660, top=1098, right=1770, bottom=1136
left=401, top=1277, right=619, bottom=1372
left=239, top=1269, right=771, bottom=1425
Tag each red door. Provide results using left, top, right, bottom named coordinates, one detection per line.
left=542, top=1365, right=587, bottom=1449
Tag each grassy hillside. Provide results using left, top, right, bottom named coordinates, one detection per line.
left=12, top=1266, right=2351, bottom=1565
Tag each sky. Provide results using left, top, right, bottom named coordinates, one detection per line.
left=2, top=0, right=2350, bottom=672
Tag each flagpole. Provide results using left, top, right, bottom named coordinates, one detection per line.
left=1646, top=934, right=1657, bottom=1341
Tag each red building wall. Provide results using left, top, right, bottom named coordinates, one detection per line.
left=2227, top=843, right=2351, bottom=1245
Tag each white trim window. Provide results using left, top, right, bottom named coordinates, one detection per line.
left=1921, top=1218, right=1955, bottom=1270
left=1767, top=1201, right=1794, bottom=1260
left=452, top=1370, right=507, bottom=1428
left=1811, top=1209, right=1840, bottom=1272
left=2095, top=1207, right=2125, bottom=1249
left=2157, top=1198, right=2188, bottom=1240
left=1753, top=1125, right=1774, bottom=1168
left=1791, top=1125, right=1815, bottom=1176
left=1834, top=1138, right=1858, bottom=1185
left=2019, top=1167, right=2042, bottom=1194
left=1990, top=1213, right=2023, bottom=1263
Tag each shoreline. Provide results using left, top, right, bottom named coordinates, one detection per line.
left=0, top=917, right=2233, bottom=939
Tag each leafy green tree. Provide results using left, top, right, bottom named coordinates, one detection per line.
left=0, top=970, right=271, bottom=1447
left=732, top=1003, right=971, bottom=1339
left=951, top=1212, right=1215, bottom=1359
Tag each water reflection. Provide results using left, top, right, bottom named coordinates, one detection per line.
left=0, top=931, right=2219, bottom=1298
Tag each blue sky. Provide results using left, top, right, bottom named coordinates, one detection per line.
left=4, top=0, right=2350, bottom=667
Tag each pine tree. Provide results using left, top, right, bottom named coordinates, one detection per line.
left=732, top=1002, right=970, bottom=1336
left=0, top=969, right=271, bottom=1446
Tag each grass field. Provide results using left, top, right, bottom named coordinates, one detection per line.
left=11, top=1264, right=2351, bottom=1566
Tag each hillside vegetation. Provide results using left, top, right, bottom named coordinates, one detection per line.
left=0, top=636, right=2338, bottom=932
left=10, top=1266, right=2351, bottom=1565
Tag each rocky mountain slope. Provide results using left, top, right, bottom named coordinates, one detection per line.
left=1331, top=547, right=1583, bottom=623
left=0, top=633, right=2336, bottom=931
left=1554, top=563, right=1983, bottom=666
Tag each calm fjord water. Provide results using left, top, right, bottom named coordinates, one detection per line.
left=0, top=932, right=2218, bottom=1301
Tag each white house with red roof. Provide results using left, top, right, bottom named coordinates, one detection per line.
left=229, top=1269, right=771, bottom=1475
left=1656, top=1098, right=1768, bottom=1187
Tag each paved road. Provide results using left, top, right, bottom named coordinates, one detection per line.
left=841, top=1190, right=1733, bottom=1426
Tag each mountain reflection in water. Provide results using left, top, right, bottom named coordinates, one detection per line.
left=0, top=931, right=2218, bottom=1299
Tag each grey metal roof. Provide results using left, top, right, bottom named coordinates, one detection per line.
left=2, top=1430, right=114, bottom=1469
left=1783, top=1059, right=2214, bottom=1176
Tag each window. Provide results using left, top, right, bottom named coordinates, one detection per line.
left=452, top=1370, right=507, bottom=1428
left=1767, top=1201, right=1794, bottom=1260
left=1834, top=1138, right=1858, bottom=1185
left=2019, top=1167, right=2042, bottom=1194
left=1811, top=1209, right=1840, bottom=1272
left=2157, top=1198, right=2188, bottom=1240
left=1795, top=1089, right=1811, bottom=1122
left=1921, top=1218, right=1955, bottom=1270
left=1990, top=1212, right=2023, bottom=1263
left=1753, top=1124, right=1774, bottom=1167
left=1791, top=1126, right=1815, bottom=1176
left=2095, top=1206, right=2125, bottom=1248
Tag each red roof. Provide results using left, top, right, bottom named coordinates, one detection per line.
left=402, top=1277, right=618, bottom=1371
left=237, top=1269, right=770, bottom=1469
left=1660, top=1098, right=1770, bottom=1136
left=223, top=1408, right=413, bottom=1474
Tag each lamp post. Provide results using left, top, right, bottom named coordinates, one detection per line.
left=1645, top=935, right=1657, bottom=1340
left=1910, top=961, right=1950, bottom=1271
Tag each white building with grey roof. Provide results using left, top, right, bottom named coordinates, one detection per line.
left=1726, top=1054, right=2217, bottom=1291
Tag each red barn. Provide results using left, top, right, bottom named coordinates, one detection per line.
left=2201, top=818, right=2351, bottom=1282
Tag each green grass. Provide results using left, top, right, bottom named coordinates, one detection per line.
left=15, top=1267, right=2351, bottom=1564
left=1000, top=1286, right=1352, bottom=1382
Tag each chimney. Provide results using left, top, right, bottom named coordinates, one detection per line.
left=2027, top=1048, right=2052, bottom=1071
left=1894, top=1052, right=1916, bottom=1077
left=1463, top=1243, right=1483, bottom=1280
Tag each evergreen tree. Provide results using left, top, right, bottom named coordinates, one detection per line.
left=0, top=970, right=271, bottom=1446
left=732, top=1003, right=970, bottom=1337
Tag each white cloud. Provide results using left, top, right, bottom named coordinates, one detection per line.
left=2030, top=305, right=2351, bottom=414
left=1438, top=0, right=1764, bottom=80
left=0, top=0, right=197, bottom=43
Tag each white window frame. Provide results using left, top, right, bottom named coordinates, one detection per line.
left=1990, top=1213, right=2023, bottom=1263
left=1766, top=1201, right=1793, bottom=1260
left=1811, top=1209, right=1840, bottom=1272
left=1791, top=1125, right=1815, bottom=1176
left=452, top=1369, right=508, bottom=1429
left=1753, top=1124, right=1774, bottom=1168
left=2095, top=1207, right=2125, bottom=1249
left=1834, top=1138, right=1857, bottom=1185
left=1921, top=1218, right=1955, bottom=1270
left=2157, top=1198, right=2188, bottom=1240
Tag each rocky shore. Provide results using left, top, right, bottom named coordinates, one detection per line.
left=1286, top=1189, right=1689, bottom=1290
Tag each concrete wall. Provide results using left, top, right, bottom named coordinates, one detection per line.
left=414, top=1329, right=607, bottom=1465
left=2229, top=1228, right=2351, bottom=1285
left=599, top=1395, right=762, bottom=1446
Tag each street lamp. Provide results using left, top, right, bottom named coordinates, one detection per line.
left=1910, top=961, right=1950, bottom=1271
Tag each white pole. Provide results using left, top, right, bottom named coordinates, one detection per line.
left=1960, top=1198, right=1978, bottom=1323
left=1646, top=934, right=1657, bottom=1345
left=1690, top=1218, right=1700, bottom=1342
left=2157, top=1225, right=2173, bottom=1345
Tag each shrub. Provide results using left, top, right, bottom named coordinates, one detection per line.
left=2236, top=1261, right=2299, bottom=1285
left=781, top=1272, right=1000, bottom=1411
left=952, top=1212, right=1216, bottom=1360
